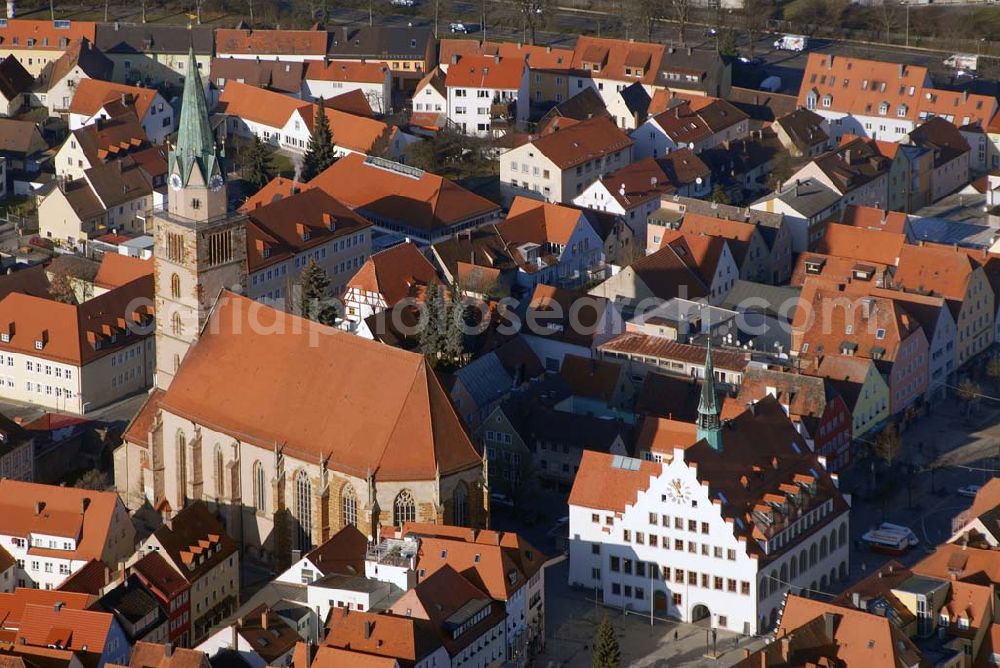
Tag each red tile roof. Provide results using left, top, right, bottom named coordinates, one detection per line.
left=304, top=59, right=389, bottom=83
left=93, top=253, right=153, bottom=289
left=0, top=20, right=96, bottom=51
left=215, top=28, right=327, bottom=57
left=347, top=242, right=437, bottom=307
left=68, top=79, right=160, bottom=120
left=160, top=292, right=482, bottom=481
left=15, top=604, right=113, bottom=654
left=444, top=55, right=525, bottom=89
left=528, top=115, right=633, bottom=170
left=309, top=153, right=500, bottom=234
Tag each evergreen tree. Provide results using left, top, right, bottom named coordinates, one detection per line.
left=592, top=616, right=621, bottom=668
left=241, top=135, right=274, bottom=192
left=298, top=258, right=336, bottom=326
left=419, top=284, right=445, bottom=365
left=442, top=285, right=466, bottom=365
left=302, top=98, right=338, bottom=181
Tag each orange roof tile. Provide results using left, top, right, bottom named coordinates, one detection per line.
left=892, top=243, right=979, bottom=301
left=160, top=292, right=481, bottom=481
left=444, top=54, right=525, bottom=89
left=798, top=53, right=928, bottom=123
left=93, top=253, right=153, bottom=289
left=0, top=20, right=96, bottom=51
left=303, top=59, right=389, bottom=83
left=239, top=175, right=310, bottom=212
left=528, top=115, right=633, bottom=169
left=0, top=275, right=152, bottom=366
left=68, top=78, right=160, bottom=120
left=309, top=153, right=499, bottom=234
left=568, top=450, right=662, bottom=513
left=347, top=242, right=438, bottom=307
left=15, top=604, right=112, bottom=653
left=0, top=482, right=124, bottom=564
left=571, top=36, right=663, bottom=86
left=815, top=222, right=907, bottom=266
left=215, top=28, right=328, bottom=57
left=839, top=205, right=908, bottom=234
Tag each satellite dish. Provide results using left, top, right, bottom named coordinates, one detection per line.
left=695, top=177, right=704, bottom=185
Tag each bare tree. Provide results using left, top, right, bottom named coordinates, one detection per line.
left=876, top=0, right=902, bottom=40
left=670, top=0, right=691, bottom=45
left=958, top=378, right=981, bottom=419
left=248, top=0, right=254, bottom=24
left=625, top=0, right=659, bottom=41
left=514, top=0, right=549, bottom=45
left=873, top=423, right=902, bottom=470
left=741, top=0, right=773, bottom=59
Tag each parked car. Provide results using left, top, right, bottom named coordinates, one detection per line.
left=450, top=22, right=468, bottom=33
left=391, top=0, right=415, bottom=6
left=957, top=484, right=982, bottom=498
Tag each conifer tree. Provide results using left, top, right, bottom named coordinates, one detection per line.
left=442, top=285, right=466, bottom=365
left=302, top=97, right=338, bottom=180
left=242, top=135, right=274, bottom=192
left=298, top=258, right=336, bottom=326
left=420, top=283, right=444, bottom=364
left=592, top=616, right=621, bottom=668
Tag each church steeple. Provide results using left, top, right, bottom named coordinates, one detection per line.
left=170, top=48, right=219, bottom=188
left=697, top=339, right=723, bottom=452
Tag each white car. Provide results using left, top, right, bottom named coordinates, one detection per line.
left=391, top=0, right=415, bottom=6
left=450, top=22, right=468, bottom=33
left=957, top=484, right=982, bottom=498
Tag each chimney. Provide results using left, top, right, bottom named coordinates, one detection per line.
left=494, top=54, right=500, bottom=64
left=322, top=212, right=334, bottom=230
left=81, top=497, right=90, bottom=514
left=852, top=592, right=861, bottom=608
left=898, top=63, right=904, bottom=78
left=261, top=610, right=269, bottom=630
left=164, top=643, right=173, bottom=659
left=53, top=601, right=64, bottom=612
left=779, top=637, right=791, bottom=661
left=451, top=54, right=459, bottom=65
left=231, top=622, right=239, bottom=649
left=121, top=92, right=127, bottom=106
left=827, top=55, right=834, bottom=69
left=686, top=46, right=692, bottom=56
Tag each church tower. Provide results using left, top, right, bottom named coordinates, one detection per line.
left=153, top=49, right=247, bottom=390
left=696, top=339, right=723, bottom=452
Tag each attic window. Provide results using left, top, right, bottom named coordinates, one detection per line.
left=875, top=328, right=886, bottom=340
left=410, top=39, right=416, bottom=47
left=878, top=102, right=889, bottom=115
left=0, top=333, right=8, bottom=343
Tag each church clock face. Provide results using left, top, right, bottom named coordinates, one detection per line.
left=169, top=173, right=183, bottom=191
left=666, top=477, right=692, bottom=504
left=209, top=174, right=224, bottom=192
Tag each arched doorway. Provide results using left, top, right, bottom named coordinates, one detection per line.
left=691, top=604, right=711, bottom=624
left=654, top=590, right=668, bottom=614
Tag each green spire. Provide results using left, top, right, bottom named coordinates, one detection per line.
left=171, top=48, right=218, bottom=186
left=697, top=338, right=723, bottom=452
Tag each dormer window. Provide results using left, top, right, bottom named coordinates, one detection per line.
left=897, top=104, right=908, bottom=118
left=821, top=94, right=832, bottom=108
left=878, top=102, right=889, bottom=115
left=0, top=333, right=8, bottom=343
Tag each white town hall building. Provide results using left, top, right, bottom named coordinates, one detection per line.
left=567, top=345, right=851, bottom=634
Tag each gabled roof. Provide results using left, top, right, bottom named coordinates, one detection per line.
left=323, top=608, right=441, bottom=663
left=95, top=23, right=213, bottom=55
left=892, top=243, right=979, bottom=301
left=347, top=242, right=437, bottom=307
left=215, top=28, right=328, bottom=57
left=0, top=20, right=96, bottom=52
left=679, top=212, right=759, bottom=267
left=35, top=37, right=112, bottom=93
left=309, top=153, right=500, bottom=235
left=774, top=595, right=923, bottom=667
left=129, top=641, right=211, bottom=668
left=93, top=253, right=153, bottom=290
left=150, top=501, right=238, bottom=584
left=210, top=57, right=304, bottom=95
left=245, top=188, right=372, bottom=273
left=444, top=55, right=524, bottom=89
left=68, top=113, right=147, bottom=166
left=325, top=26, right=433, bottom=60
left=56, top=559, right=108, bottom=595
left=774, top=108, right=828, bottom=153
left=794, top=279, right=923, bottom=364
left=160, top=292, right=482, bottom=480
left=0, top=275, right=153, bottom=366
left=15, top=604, right=113, bottom=654
left=909, top=116, right=971, bottom=166
left=303, top=525, right=368, bottom=578
left=815, top=222, right=907, bottom=267
left=558, top=354, right=625, bottom=402
left=68, top=78, right=160, bottom=120
left=130, top=550, right=189, bottom=599
left=797, top=53, right=928, bottom=122
left=571, top=36, right=664, bottom=86
left=594, top=152, right=709, bottom=211
left=304, top=59, right=388, bottom=84
left=839, top=205, right=908, bottom=234
left=527, top=115, right=633, bottom=170
left=913, top=543, right=1000, bottom=587
left=0, top=55, right=32, bottom=102
left=401, top=524, right=546, bottom=602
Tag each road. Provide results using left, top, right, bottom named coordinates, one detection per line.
left=327, top=0, right=986, bottom=97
